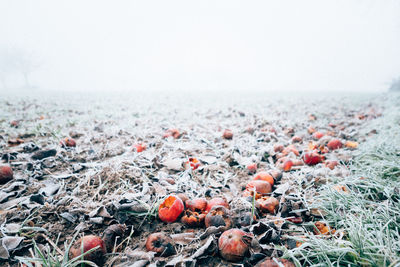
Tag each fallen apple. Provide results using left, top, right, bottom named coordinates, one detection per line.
left=186, top=198, right=208, bottom=212
left=205, top=206, right=232, bottom=229
left=282, top=160, right=293, bottom=172
left=257, top=258, right=295, bottom=267
left=303, top=152, right=323, bottom=165
left=60, top=137, right=76, bottom=147
left=69, top=235, right=106, bottom=265
left=184, top=157, right=200, bottom=170
left=257, top=196, right=279, bottom=214
left=246, top=180, right=272, bottom=196
left=163, top=128, right=181, bottom=139
left=218, top=228, right=252, bottom=262
left=158, top=195, right=184, bottom=223
left=222, top=129, right=233, bottom=140
left=145, top=232, right=175, bottom=256
left=133, top=143, right=146, bottom=152
left=253, top=171, right=274, bottom=186
left=312, top=132, right=324, bottom=140
left=327, top=139, right=343, bottom=150
left=181, top=210, right=206, bottom=227
left=0, top=165, right=13, bottom=184
left=205, top=197, right=229, bottom=213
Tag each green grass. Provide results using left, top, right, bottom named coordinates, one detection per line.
left=282, top=94, right=400, bottom=266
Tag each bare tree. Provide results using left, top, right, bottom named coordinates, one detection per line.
left=0, top=46, right=40, bottom=89
left=389, top=76, right=400, bottom=91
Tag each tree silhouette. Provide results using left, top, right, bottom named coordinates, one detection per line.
left=389, top=77, right=400, bottom=91
left=0, top=46, right=40, bottom=89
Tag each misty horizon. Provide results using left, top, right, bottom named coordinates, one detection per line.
left=1, top=0, right=399, bottom=93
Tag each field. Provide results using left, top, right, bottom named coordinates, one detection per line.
left=1, top=90, right=399, bottom=266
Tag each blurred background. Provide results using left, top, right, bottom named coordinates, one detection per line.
left=0, top=0, right=399, bottom=94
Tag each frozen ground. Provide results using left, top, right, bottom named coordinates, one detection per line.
left=0, top=90, right=398, bottom=266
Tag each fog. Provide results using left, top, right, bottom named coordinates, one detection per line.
left=0, top=0, right=399, bottom=93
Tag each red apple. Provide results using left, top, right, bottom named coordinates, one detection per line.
left=246, top=163, right=257, bottom=173
left=69, top=235, right=106, bottom=265
left=246, top=180, right=272, bottom=196
left=312, top=132, right=324, bottom=140
left=222, top=129, right=233, bottom=140
left=205, top=197, right=229, bottom=213
left=60, top=137, right=76, bottom=147
left=327, top=139, right=343, bottom=150
left=282, top=160, right=293, bottom=172
left=253, top=171, right=274, bottom=186
left=303, top=152, right=323, bottom=165
left=145, top=232, right=175, bottom=256
left=158, top=195, right=184, bottom=223
left=133, top=143, right=146, bottom=152
left=218, top=229, right=252, bottom=262
left=184, top=157, right=200, bottom=170
left=186, top=198, right=208, bottom=212
left=0, top=165, right=13, bottom=184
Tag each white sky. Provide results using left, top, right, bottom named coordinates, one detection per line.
left=0, top=0, right=399, bottom=92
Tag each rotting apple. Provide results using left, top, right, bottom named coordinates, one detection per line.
left=205, top=206, right=232, bottom=229
left=269, top=170, right=282, bottom=181
left=133, top=143, right=146, bottom=152
left=205, top=197, right=229, bottom=213
left=246, top=163, right=257, bottom=173
left=10, top=120, right=19, bottom=127
left=286, top=217, right=303, bottom=224
left=184, top=157, right=200, bottom=170
left=222, top=129, right=233, bottom=140
left=246, top=180, right=272, bottom=196
left=282, top=160, right=293, bottom=172
left=69, top=235, right=106, bottom=265
left=60, top=137, right=76, bottom=147
left=163, top=128, right=181, bottom=139
left=303, top=152, right=323, bottom=166
left=307, top=126, right=316, bottom=134
left=235, top=212, right=257, bottom=227
left=325, top=160, right=338, bottom=170
left=314, top=221, right=335, bottom=235
left=186, top=198, right=208, bottom=212
left=102, top=224, right=126, bottom=253
left=253, top=171, right=274, bottom=186
left=0, top=165, right=13, bottom=184
left=291, top=136, right=302, bottom=143
left=332, top=184, right=349, bottom=194
left=274, top=144, right=284, bottom=153
left=282, top=144, right=299, bottom=156
left=158, top=195, right=184, bottom=223
left=257, top=196, right=279, bottom=214
left=145, top=232, right=175, bottom=256
left=257, top=258, right=295, bottom=267
left=312, top=132, right=324, bottom=140
left=181, top=210, right=206, bottom=227
left=218, top=228, right=253, bottom=262
left=327, top=139, right=343, bottom=150
left=345, top=141, right=358, bottom=149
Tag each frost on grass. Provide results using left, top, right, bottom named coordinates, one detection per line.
left=0, top=91, right=396, bottom=266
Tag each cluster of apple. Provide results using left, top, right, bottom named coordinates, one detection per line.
left=242, top=171, right=281, bottom=215
left=272, top=126, right=359, bottom=173
left=145, top=194, right=256, bottom=262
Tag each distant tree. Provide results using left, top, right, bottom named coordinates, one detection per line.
left=0, top=46, right=40, bottom=89
left=389, top=76, right=400, bottom=91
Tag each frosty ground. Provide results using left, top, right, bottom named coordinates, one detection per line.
left=1, top=90, right=399, bottom=266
